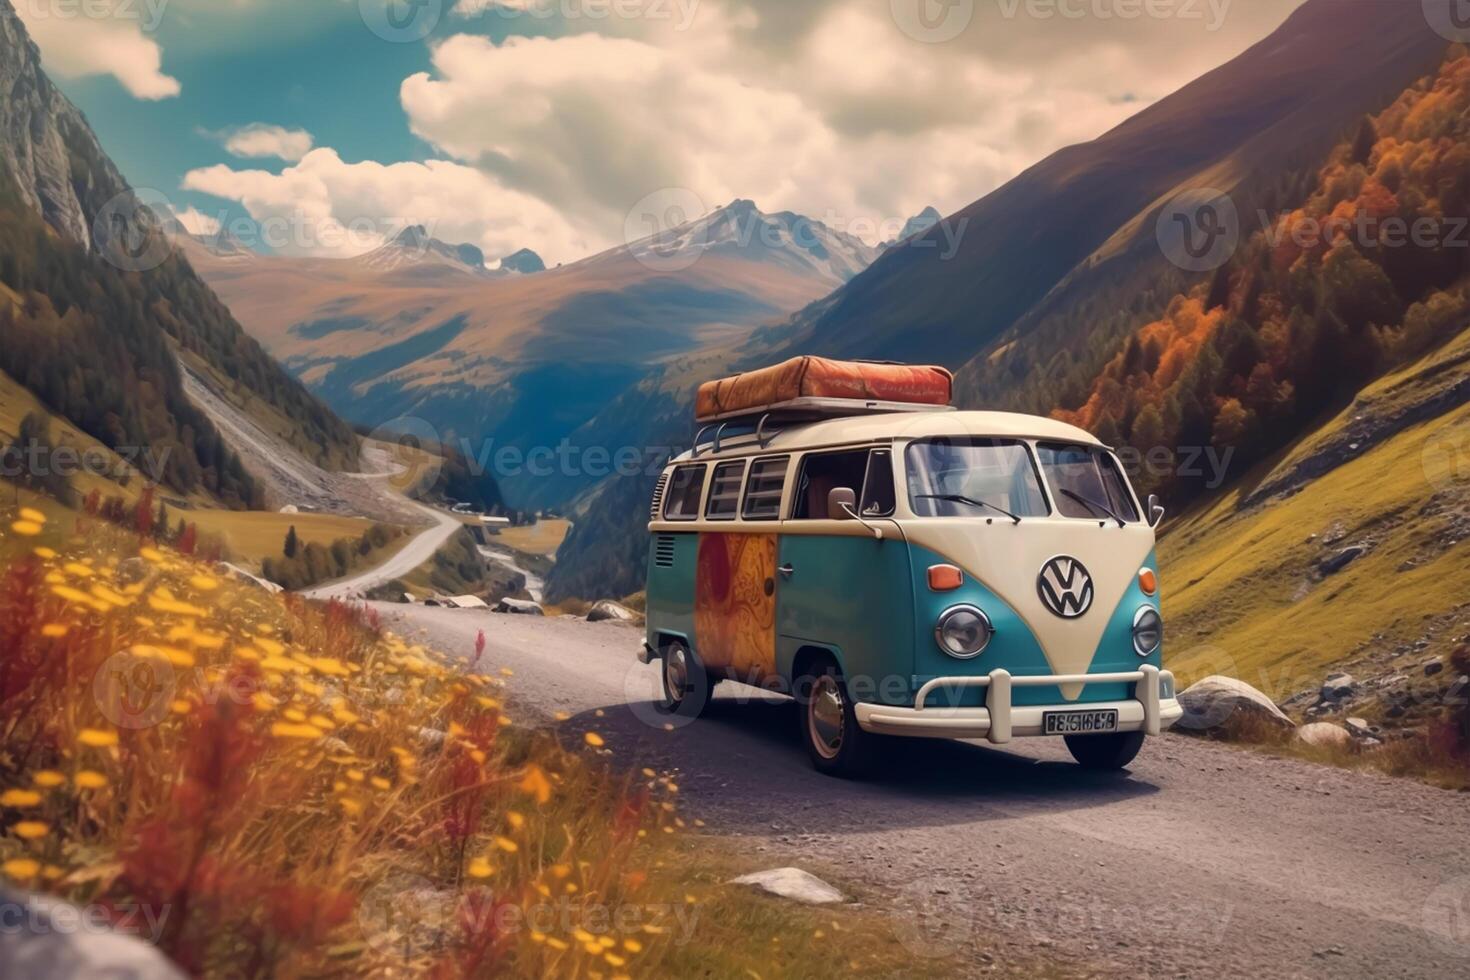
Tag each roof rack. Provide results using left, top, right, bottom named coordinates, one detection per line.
left=690, top=398, right=955, bottom=457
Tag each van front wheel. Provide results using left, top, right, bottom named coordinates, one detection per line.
left=1064, top=731, right=1146, bottom=770
left=796, top=661, right=875, bottom=778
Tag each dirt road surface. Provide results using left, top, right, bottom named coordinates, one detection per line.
left=380, top=605, right=1470, bottom=979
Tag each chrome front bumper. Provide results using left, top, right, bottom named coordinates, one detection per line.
left=853, top=666, right=1183, bottom=744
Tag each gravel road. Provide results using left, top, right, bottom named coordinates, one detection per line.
left=380, top=605, right=1470, bottom=980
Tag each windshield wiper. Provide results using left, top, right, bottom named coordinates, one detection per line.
left=915, top=493, right=1021, bottom=525
left=1060, top=488, right=1125, bottom=528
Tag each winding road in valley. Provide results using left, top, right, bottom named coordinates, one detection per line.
left=303, top=502, right=462, bottom=600
left=378, top=604, right=1470, bottom=979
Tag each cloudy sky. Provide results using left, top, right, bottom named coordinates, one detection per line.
left=21, top=0, right=1309, bottom=265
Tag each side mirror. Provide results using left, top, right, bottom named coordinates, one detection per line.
left=827, top=487, right=858, bottom=521
left=1147, top=494, right=1166, bottom=529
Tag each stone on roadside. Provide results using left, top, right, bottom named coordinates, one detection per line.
left=586, top=600, right=639, bottom=624
left=1295, top=722, right=1352, bottom=750
left=494, top=598, right=545, bottom=616
left=1320, top=673, right=1356, bottom=701
left=729, top=868, right=845, bottom=905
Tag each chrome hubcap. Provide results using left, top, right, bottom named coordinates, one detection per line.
left=664, top=646, right=689, bottom=702
left=808, top=675, right=845, bottom=760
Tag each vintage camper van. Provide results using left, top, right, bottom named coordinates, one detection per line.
left=640, top=357, right=1181, bottom=776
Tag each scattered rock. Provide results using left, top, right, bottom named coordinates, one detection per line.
left=0, top=887, right=186, bottom=979
left=494, top=598, right=545, bottom=616
left=114, top=558, right=148, bottom=586
left=1319, top=546, right=1366, bottom=576
left=1176, top=676, right=1294, bottom=734
left=1424, top=659, right=1444, bottom=677
left=586, top=600, right=639, bottom=624
left=729, top=868, right=844, bottom=905
left=1320, top=673, right=1357, bottom=701
left=1295, top=722, right=1353, bottom=749
left=1344, top=717, right=1381, bottom=740
left=415, top=727, right=448, bottom=746
left=215, top=561, right=283, bottom=594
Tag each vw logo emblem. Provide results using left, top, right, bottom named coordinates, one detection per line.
left=1038, top=556, right=1094, bottom=619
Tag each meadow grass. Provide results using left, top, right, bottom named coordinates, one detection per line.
left=0, top=501, right=962, bottom=977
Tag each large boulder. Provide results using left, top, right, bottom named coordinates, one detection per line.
left=729, top=868, right=844, bottom=905
left=1320, top=672, right=1357, bottom=701
left=0, top=887, right=186, bottom=979
left=586, top=600, right=639, bottom=624
left=1176, top=675, right=1294, bottom=735
left=494, top=597, right=545, bottom=616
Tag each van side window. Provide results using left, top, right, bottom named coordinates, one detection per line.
left=742, top=457, right=789, bottom=521
left=663, top=464, right=707, bottom=521
left=793, top=449, right=870, bottom=519
left=861, top=450, right=896, bottom=517
left=705, top=461, right=746, bottom=520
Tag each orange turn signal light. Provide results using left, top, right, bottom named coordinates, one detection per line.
left=1138, top=568, right=1158, bottom=596
left=928, top=564, right=964, bottom=592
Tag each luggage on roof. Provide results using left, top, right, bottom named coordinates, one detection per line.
left=694, top=356, right=953, bottom=423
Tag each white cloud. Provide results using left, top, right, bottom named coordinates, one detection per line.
left=182, top=148, right=593, bottom=262
left=220, top=125, right=316, bottom=163
left=15, top=2, right=180, bottom=100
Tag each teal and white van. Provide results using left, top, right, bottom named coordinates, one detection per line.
left=639, top=376, right=1180, bottom=777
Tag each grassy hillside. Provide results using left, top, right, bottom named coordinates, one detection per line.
left=1163, top=326, right=1470, bottom=704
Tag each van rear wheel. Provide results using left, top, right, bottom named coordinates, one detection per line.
left=796, top=660, right=875, bottom=778
left=1064, top=731, right=1146, bottom=770
left=660, top=640, right=715, bottom=718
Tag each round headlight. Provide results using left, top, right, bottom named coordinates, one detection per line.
left=935, top=605, right=993, bottom=659
left=1132, top=606, right=1162, bottom=657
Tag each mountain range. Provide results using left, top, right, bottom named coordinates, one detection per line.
left=183, top=197, right=881, bottom=505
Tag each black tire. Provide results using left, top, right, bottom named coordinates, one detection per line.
left=1064, top=731, right=1146, bottom=770
left=660, top=640, right=715, bottom=719
left=794, top=659, right=876, bottom=778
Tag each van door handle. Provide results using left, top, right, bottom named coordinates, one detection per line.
left=778, top=564, right=794, bottom=579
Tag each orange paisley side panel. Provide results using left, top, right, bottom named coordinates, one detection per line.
left=694, top=533, right=777, bottom=683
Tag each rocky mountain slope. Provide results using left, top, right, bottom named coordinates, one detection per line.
left=0, top=0, right=359, bottom=508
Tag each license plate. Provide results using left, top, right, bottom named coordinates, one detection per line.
left=1043, top=709, right=1119, bottom=735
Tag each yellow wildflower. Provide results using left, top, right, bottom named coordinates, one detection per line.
left=506, top=811, right=525, bottom=830
left=170, top=700, right=192, bottom=715
left=494, top=836, right=518, bottom=853
left=0, top=790, right=42, bottom=808
left=39, top=624, right=68, bottom=638
left=467, top=857, right=493, bottom=879
left=19, top=507, right=46, bottom=524
left=32, top=771, right=65, bottom=788
left=74, top=771, right=108, bottom=790
left=77, top=729, right=118, bottom=748
left=189, top=575, right=219, bottom=591
left=584, top=732, right=605, bottom=748
left=2, top=858, right=40, bottom=880
left=33, top=547, right=57, bottom=559
left=370, top=777, right=391, bottom=791
left=519, top=765, right=553, bottom=805
left=13, top=821, right=48, bottom=840
left=10, top=520, right=42, bottom=536
left=271, top=722, right=324, bottom=739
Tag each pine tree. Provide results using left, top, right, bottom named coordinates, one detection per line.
left=284, top=525, right=299, bottom=559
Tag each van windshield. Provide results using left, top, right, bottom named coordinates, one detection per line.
left=905, top=439, right=1049, bottom=518
left=1035, top=443, right=1140, bottom=523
